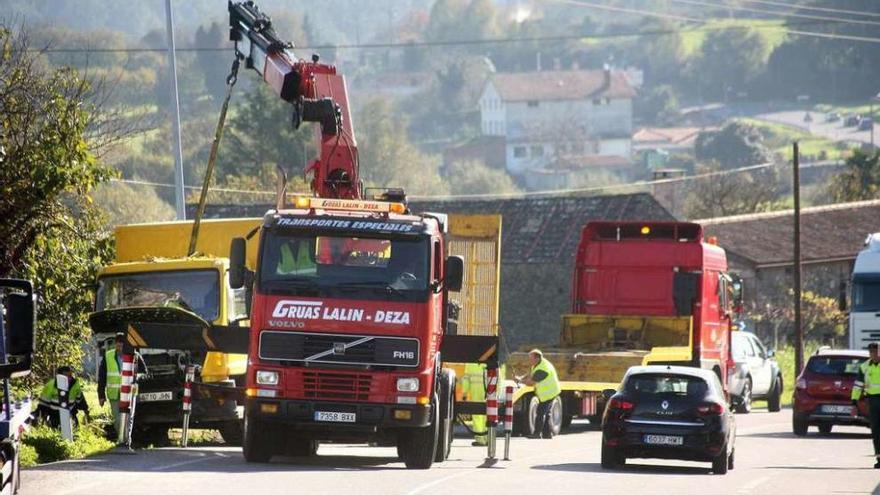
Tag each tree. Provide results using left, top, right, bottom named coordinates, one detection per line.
left=694, top=122, right=773, bottom=169
left=750, top=290, right=847, bottom=345
left=635, top=85, right=680, bottom=126
left=444, top=160, right=520, bottom=196
left=691, top=28, right=770, bottom=99
left=683, top=161, right=783, bottom=219
left=827, top=150, right=880, bottom=202
left=194, top=22, right=229, bottom=101
left=92, top=182, right=175, bottom=227
left=0, top=27, right=114, bottom=387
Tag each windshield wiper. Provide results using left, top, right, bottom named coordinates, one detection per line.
left=336, top=281, right=405, bottom=297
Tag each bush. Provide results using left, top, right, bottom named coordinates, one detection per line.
left=22, top=421, right=114, bottom=465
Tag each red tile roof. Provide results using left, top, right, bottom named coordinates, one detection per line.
left=489, top=70, right=636, bottom=102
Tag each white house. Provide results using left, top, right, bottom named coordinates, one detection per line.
left=478, top=68, right=636, bottom=189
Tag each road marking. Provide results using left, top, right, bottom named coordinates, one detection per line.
left=151, top=453, right=215, bottom=471
left=737, top=475, right=770, bottom=493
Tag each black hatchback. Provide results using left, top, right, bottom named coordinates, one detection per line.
left=601, top=365, right=736, bottom=474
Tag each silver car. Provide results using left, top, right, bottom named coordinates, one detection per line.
left=728, top=331, right=783, bottom=413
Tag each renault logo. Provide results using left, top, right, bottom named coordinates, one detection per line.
left=661, top=400, right=669, bottom=410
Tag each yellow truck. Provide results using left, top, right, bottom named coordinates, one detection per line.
left=89, top=218, right=261, bottom=444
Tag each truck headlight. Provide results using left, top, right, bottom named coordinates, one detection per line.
left=256, top=370, right=279, bottom=386
left=396, top=377, right=419, bottom=392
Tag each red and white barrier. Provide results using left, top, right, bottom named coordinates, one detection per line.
left=181, top=365, right=195, bottom=447
left=503, top=384, right=514, bottom=461
left=117, top=354, right=135, bottom=445
left=485, top=368, right=498, bottom=425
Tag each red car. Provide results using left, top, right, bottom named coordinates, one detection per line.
left=792, top=349, right=870, bottom=435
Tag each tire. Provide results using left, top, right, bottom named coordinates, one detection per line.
left=768, top=377, right=782, bottom=413
left=792, top=412, right=809, bottom=436
left=434, top=370, right=455, bottom=463
left=548, top=396, right=563, bottom=437
left=561, top=414, right=574, bottom=429
left=712, top=450, right=729, bottom=475
left=600, top=443, right=624, bottom=469
left=735, top=378, right=752, bottom=414
left=818, top=423, right=832, bottom=435
left=515, top=394, right=540, bottom=437
left=398, top=394, right=439, bottom=469
left=727, top=449, right=735, bottom=470
left=219, top=421, right=244, bottom=446
left=242, top=411, right=273, bottom=463
left=132, top=425, right=170, bottom=447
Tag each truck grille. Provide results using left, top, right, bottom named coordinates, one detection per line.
left=259, top=331, right=420, bottom=368
left=302, top=371, right=373, bottom=401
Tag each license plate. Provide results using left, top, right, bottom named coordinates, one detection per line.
left=139, top=391, right=174, bottom=402
left=643, top=434, right=684, bottom=446
left=314, top=411, right=356, bottom=423
left=820, top=404, right=853, bottom=414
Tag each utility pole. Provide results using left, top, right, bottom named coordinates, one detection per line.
left=165, top=0, right=186, bottom=220
left=793, top=142, right=804, bottom=375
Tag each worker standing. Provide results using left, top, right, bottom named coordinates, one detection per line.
left=852, top=342, right=880, bottom=469
left=98, top=333, right=125, bottom=438
left=518, top=349, right=561, bottom=439
left=462, top=362, right=487, bottom=446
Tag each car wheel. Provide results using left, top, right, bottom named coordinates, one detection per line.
left=818, top=423, right=832, bottom=435
left=767, top=377, right=782, bottom=413
left=600, top=443, right=624, bottom=469
left=727, top=449, right=735, bottom=470
left=792, top=412, right=809, bottom=436
left=712, top=450, right=729, bottom=475
left=735, top=378, right=752, bottom=414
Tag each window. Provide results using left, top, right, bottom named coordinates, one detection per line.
left=433, top=240, right=442, bottom=284
left=625, top=374, right=709, bottom=397
left=853, top=275, right=880, bottom=311
left=513, top=146, right=527, bottom=158
left=530, top=145, right=544, bottom=157
left=97, top=270, right=221, bottom=322
left=527, top=100, right=539, bottom=108
left=749, top=335, right=767, bottom=359
left=806, top=356, right=866, bottom=376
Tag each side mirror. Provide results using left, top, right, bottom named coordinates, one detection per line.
left=602, top=388, right=616, bottom=401
left=0, top=279, right=36, bottom=378
left=229, top=237, right=247, bottom=290
left=767, top=349, right=776, bottom=359
left=445, top=256, right=464, bottom=292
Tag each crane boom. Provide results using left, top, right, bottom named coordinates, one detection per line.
left=229, top=1, right=360, bottom=200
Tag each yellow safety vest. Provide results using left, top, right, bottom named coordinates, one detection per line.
left=278, top=242, right=316, bottom=275
left=462, top=363, right=486, bottom=401
left=39, top=378, right=83, bottom=406
left=105, top=349, right=121, bottom=401
left=531, top=358, right=561, bottom=403
left=852, top=360, right=880, bottom=400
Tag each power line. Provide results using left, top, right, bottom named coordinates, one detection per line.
left=739, top=0, right=880, bottom=19
left=538, top=0, right=703, bottom=23
left=111, top=177, right=276, bottom=196
left=666, top=0, right=880, bottom=27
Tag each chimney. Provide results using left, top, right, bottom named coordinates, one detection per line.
left=602, top=63, right=611, bottom=89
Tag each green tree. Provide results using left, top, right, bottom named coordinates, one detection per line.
left=194, top=21, right=229, bottom=101
left=636, top=85, right=680, bottom=126
left=694, top=121, right=773, bottom=169
left=92, top=182, right=175, bottom=227
left=0, top=27, right=114, bottom=386
left=827, top=150, right=880, bottom=202
left=445, top=160, right=520, bottom=196
left=691, top=28, right=770, bottom=99
left=683, top=161, right=783, bottom=219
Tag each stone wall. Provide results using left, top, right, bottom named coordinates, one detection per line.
left=498, top=262, right=572, bottom=354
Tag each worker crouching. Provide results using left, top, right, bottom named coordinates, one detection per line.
left=35, top=366, right=90, bottom=428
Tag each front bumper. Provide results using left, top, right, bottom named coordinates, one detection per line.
left=248, top=398, right=433, bottom=433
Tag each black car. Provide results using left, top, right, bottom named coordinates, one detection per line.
left=601, top=365, right=736, bottom=474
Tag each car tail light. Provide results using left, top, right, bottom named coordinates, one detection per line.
left=608, top=398, right=634, bottom=411
left=796, top=378, right=807, bottom=390
left=697, top=402, right=724, bottom=416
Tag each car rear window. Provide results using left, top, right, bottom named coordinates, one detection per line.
left=624, top=374, right=709, bottom=397
left=806, top=356, right=865, bottom=376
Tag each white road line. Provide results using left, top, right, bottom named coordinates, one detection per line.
left=151, top=454, right=214, bottom=471
left=737, top=475, right=770, bottom=493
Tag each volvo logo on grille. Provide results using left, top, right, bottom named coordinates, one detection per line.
left=333, top=342, right=346, bottom=355
left=661, top=400, right=669, bottom=410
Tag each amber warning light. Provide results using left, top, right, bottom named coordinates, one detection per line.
left=640, top=226, right=651, bottom=235
left=292, top=196, right=406, bottom=214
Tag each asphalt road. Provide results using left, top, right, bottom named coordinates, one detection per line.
left=755, top=110, right=875, bottom=146
left=22, top=410, right=880, bottom=495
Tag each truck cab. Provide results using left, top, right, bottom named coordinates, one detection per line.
left=849, top=233, right=880, bottom=350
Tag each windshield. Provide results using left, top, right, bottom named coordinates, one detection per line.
left=806, top=356, right=865, bottom=376
left=259, top=231, right=430, bottom=301
left=852, top=278, right=880, bottom=312
left=96, top=269, right=220, bottom=321
left=624, top=374, right=709, bottom=397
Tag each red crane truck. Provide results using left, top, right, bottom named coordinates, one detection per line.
left=225, top=2, right=499, bottom=468
left=506, top=221, right=741, bottom=433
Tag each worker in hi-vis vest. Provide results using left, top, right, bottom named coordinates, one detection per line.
left=852, top=342, right=880, bottom=469
left=517, top=349, right=561, bottom=439
left=462, top=362, right=487, bottom=446
left=277, top=239, right=317, bottom=275
left=36, top=366, right=90, bottom=427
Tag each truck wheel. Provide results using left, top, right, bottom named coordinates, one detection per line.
left=548, top=396, right=563, bottom=436
left=398, top=394, right=439, bottom=469
left=434, top=370, right=455, bottom=463
left=734, top=378, right=752, bottom=414
left=792, top=411, right=808, bottom=436
left=521, top=395, right=539, bottom=437
left=132, top=426, right=169, bottom=447
left=767, top=377, right=782, bottom=412
left=219, top=421, right=244, bottom=446
left=242, top=412, right=273, bottom=463
left=285, top=437, right=318, bottom=457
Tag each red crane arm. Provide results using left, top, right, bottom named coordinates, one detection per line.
left=229, top=1, right=360, bottom=200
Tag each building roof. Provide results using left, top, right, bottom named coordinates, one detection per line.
left=488, top=69, right=636, bottom=103
left=196, top=192, right=674, bottom=264
left=632, top=127, right=710, bottom=149
left=442, top=136, right=506, bottom=170
left=697, top=200, right=880, bottom=267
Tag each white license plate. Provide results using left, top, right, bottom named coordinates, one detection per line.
left=821, top=404, right=853, bottom=414
left=139, top=391, right=174, bottom=402
left=643, top=434, right=684, bottom=446
left=314, top=411, right=356, bottom=423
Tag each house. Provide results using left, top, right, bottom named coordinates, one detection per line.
left=196, top=192, right=674, bottom=348
left=632, top=127, right=710, bottom=153
left=477, top=68, right=637, bottom=190
left=698, top=200, right=880, bottom=340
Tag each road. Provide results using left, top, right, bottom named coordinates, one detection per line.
left=755, top=110, right=875, bottom=146
left=22, top=410, right=880, bottom=495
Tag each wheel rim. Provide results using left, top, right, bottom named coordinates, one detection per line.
left=551, top=399, right=562, bottom=428
left=742, top=382, right=751, bottom=411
